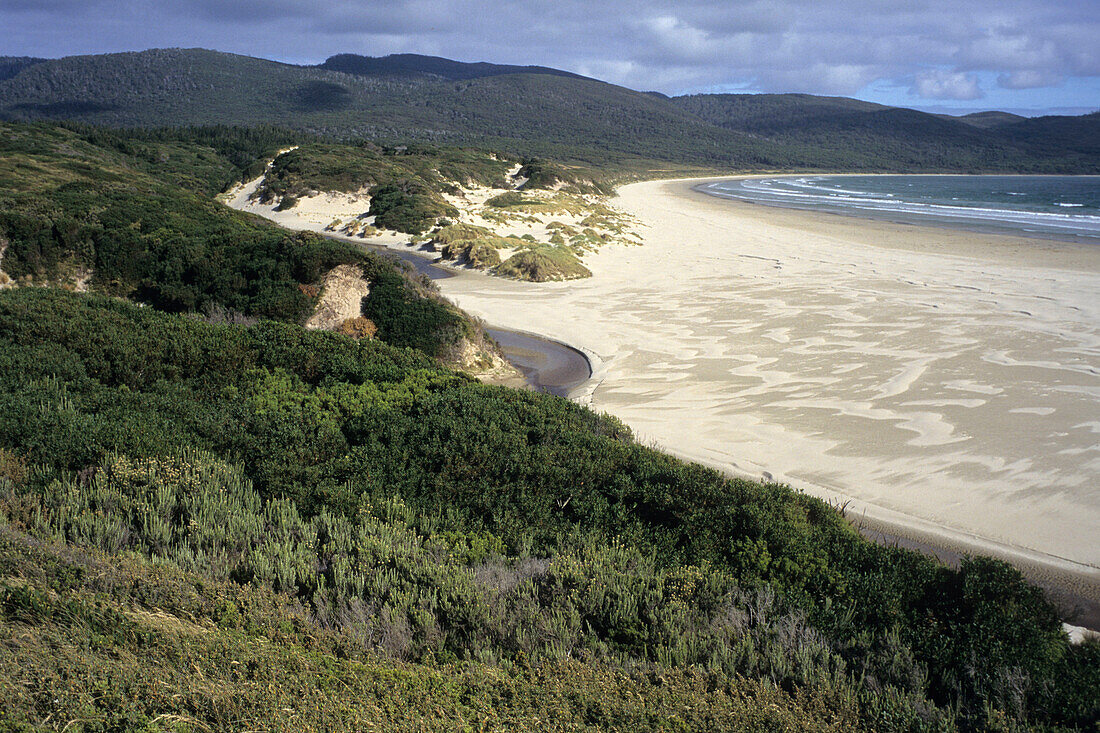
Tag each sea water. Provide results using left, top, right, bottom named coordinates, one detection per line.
left=701, top=175, right=1100, bottom=242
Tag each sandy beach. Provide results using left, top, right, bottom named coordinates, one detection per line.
left=431, top=179, right=1100, bottom=585
left=228, top=174, right=1100, bottom=622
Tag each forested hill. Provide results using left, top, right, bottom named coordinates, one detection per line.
left=0, top=56, right=44, bottom=81
left=0, top=48, right=1097, bottom=172
left=320, top=52, right=591, bottom=82
left=671, top=94, right=1100, bottom=172
left=0, top=49, right=769, bottom=169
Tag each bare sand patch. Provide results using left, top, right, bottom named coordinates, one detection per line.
left=223, top=152, right=639, bottom=281
left=305, top=264, right=371, bottom=332
left=431, top=178, right=1100, bottom=586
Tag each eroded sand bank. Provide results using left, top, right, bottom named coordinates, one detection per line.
left=433, top=178, right=1100, bottom=580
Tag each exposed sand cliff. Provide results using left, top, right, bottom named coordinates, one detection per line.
left=304, top=264, right=372, bottom=332
left=0, top=238, right=10, bottom=290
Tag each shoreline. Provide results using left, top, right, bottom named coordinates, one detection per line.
left=225, top=174, right=1100, bottom=631
left=676, top=175, right=1100, bottom=272
left=364, top=228, right=1100, bottom=629
left=428, top=176, right=1100, bottom=626
left=692, top=174, right=1100, bottom=247
left=657, top=440, right=1100, bottom=632
left=645, top=178, right=1100, bottom=628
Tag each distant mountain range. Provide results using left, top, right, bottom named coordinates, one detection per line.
left=1, top=48, right=1096, bottom=172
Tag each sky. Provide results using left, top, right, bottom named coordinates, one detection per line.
left=2, top=0, right=1098, bottom=116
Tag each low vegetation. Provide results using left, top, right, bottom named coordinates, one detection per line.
left=430, top=224, right=512, bottom=268
left=427, top=223, right=592, bottom=280
left=494, top=247, right=592, bottom=281
left=0, top=524, right=880, bottom=732
left=0, top=287, right=1096, bottom=731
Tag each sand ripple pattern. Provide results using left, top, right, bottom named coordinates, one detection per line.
left=436, top=180, right=1100, bottom=569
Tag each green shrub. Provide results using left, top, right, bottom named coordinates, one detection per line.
left=0, top=288, right=1089, bottom=730
left=494, top=248, right=592, bottom=281
left=367, top=180, right=458, bottom=235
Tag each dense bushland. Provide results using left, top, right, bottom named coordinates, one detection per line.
left=0, top=523, right=882, bottom=732
left=367, top=179, right=459, bottom=235
left=0, top=122, right=347, bottom=319
left=3, top=49, right=1097, bottom=173
left=0, top=288, right=1096, bottom=731
left=0, top=122, right=474, bottom=357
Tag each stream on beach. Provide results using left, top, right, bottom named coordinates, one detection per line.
left=360, top=242, right=591, bottom=397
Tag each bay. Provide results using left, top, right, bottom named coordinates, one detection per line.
left=701, top=175, right=1100, bottom=242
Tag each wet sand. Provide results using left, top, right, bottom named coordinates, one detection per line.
left=486, top=328, right=592, bottom=397
left=432, top=177, right=1100, bottom=623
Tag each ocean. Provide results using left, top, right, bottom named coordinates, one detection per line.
left=700, top=175, right=1100, bottom=242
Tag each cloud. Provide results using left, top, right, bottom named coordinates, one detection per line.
left=184, top=0, right=311, bottom=23
left=0, top=0, right=1096, bottom=107
left=638, top=16, right=717, bottom=62
left=911, top=69, right=984, bottom=100
left=0, top=0, right=100, bottom=10
left=757, top=64, right=881, bottom=96
left=998, top=70, right=1065, bottom=89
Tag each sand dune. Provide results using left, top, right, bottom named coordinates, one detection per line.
left=433, top=178, right=1100, bottom=577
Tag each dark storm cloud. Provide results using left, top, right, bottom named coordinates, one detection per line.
left=1, top=0, right=1096, bottom=105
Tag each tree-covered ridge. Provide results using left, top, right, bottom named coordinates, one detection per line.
left=672, top=94, right=1100, bottom=173
left=320, top=52, right=592, bottom=83
left=1, top=48, right=1097, bottom=173
left=0, top=288, right=1096, bottom=731
left=0, top=49, right=768, bottom=169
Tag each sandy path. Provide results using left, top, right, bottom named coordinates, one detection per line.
left=433, top=178, right=1100, bottom=579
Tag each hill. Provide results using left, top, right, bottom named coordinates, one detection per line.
left=1, top=49, right=1097, bottom=172
left=0, top=49, right=769, bottom=168
left=671, top=93, right=1100, bottom=172
left=1, top=286, right=1098, bottom=730
left=320, top=52, right=591, bottom=82
left=953, top=111, right=1028, bottom=128
left=0, top=121, right=503, bottom=362
left=994, top=112, right=1100, bottom=169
